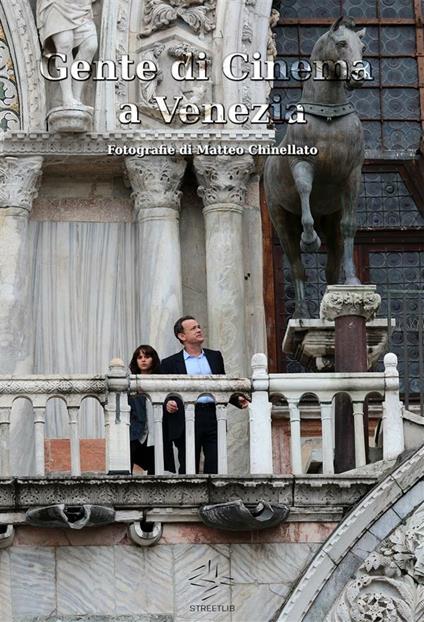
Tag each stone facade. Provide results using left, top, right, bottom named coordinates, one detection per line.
left=0, top=2, right=423, bottom=622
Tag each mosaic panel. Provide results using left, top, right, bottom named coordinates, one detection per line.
left=380, top=0, right=414, bottom=18
left=382, top=88, right=420, bottom=120
left=357, top=172, right=424, bottom=229
left=381, top=58, right=418, bottom=86
left=369, top=254, right=424, bottom=397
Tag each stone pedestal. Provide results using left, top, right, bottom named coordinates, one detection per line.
left=47, top=106, right=94, bottom=133
left=194, top=155, right=254, bottom=375
left=283, top=318, right=393, bottom=371
left=320, top=285, right=381, bottom=472
left=125, top=156, right=187, bottom=357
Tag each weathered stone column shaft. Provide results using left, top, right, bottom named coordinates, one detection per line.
left=194, top=155, right=254, bottom=375
left=125, top=156, right=186, bottom=357
left=0, top=157, right=43, bottom=374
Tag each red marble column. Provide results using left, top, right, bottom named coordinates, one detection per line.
left=320, top=286, right=381, bottom=473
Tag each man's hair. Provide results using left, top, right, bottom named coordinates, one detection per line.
left=174, top=315, right=196, bottom=343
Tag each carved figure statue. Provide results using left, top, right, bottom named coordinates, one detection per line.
left=36, top=0, right=98, bottom=107
left=264, top=17, right=367, bottom=318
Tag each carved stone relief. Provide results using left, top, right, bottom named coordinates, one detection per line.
left=328, top=502, right=424, bottom=621
left=140, top=0, right=217, bottom=38
left=0, top=21, right=20, bottom=131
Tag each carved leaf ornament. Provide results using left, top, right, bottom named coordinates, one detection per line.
left=141, top=0, right=216, bottom=36
left=327, top=503, right=424, bottom=621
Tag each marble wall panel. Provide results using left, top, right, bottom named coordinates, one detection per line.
left=174, top=544, right=231, bottom=621
left=9, top=547, right=56, bottom=618
left=144, top=546, right=174, bottom=614
left=114, top=546, right=148, bottom=615
left=0, top=550, right=12, bottom=622
left=231, top=583, right=288, bottom=622
left=56, top=546, right=115, bottom=615
left=230, top=543, right=317, bottom=584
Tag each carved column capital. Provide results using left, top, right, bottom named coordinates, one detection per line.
left=125, top=156, right=187, bottom=219
left=320, top=285, right=381, bottom=322
left=194, top=154, right=255, bottom=207
left=0, top=157, right=43, bottom=213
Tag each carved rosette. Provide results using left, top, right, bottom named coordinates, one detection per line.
left=0, top=156, right=43, bottom=212
left=125, top=156, right=186, bottom=218
left=140, top=0, right=216, bottom=37
left=327, top=502, right=424, bottom=621
left=194, top=155, right=255, bottom=207
left=320, top=285, right=381, bottom=322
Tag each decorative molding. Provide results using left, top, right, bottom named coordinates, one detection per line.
left=0, top=376, right=106, bottom=396
left=0, top=130, right=274, bottom=156
left=125, top=156, right=187, bottom=215
left=278, top=445, right=424, bottom=621
left=0, top=20, right=20, bottom=130
left=140, top=0, right=216, bottom=37
left=0, top=0, right=46, bottom=130
left=328, top=502, right=424, bottom=621
left=194, top=154, right=255, bottom=206
left=320, top=285, right=382, bottom=322
left=0, top=156, right=42, bottom=211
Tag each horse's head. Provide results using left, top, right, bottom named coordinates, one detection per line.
left=314, top=17, right=369, bottom=90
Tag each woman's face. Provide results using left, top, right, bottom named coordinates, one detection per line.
left=137, top=350, right=153, bottom=374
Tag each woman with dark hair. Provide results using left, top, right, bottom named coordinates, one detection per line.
left=128, top=344, right=160, bottom=474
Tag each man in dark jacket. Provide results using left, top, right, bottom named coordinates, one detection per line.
left=161, top=316, right=249, bottom=474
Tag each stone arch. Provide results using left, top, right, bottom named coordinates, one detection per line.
left=276, top=446, right=424, bottom=621
left=0, top=0, right=46, bottom=130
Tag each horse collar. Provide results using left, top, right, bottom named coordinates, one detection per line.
left=300, top=101, right=356, bottom=122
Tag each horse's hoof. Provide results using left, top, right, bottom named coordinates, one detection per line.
left=300, top=233, right=321, bottom=253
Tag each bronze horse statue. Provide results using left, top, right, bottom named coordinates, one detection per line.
left=264, top=17, right=367, bottom=318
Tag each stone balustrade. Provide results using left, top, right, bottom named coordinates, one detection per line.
left=0, top=354, right=405, bottom=479
left=253, top=352, right=404, bottom=475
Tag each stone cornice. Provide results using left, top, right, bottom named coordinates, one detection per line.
left=0, top=475, right=377, bottom=521
left=0, top=130, right=275, bottom=157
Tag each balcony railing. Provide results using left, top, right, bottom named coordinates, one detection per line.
left=0, top=353, right=405, bottom=478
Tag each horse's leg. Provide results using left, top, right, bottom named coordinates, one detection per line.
left=273, top=208, right=311, bottom=318
left=291, top=161, right=321, bottom=253
left=341, top=166, right=361, bottom=285
left=320, top=212, right=342, bottom=285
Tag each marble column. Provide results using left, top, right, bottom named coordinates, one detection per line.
left=0, top=156, right=43, bottom=374
left=125, top=156, right=187, bottom=357
left=194, top=155, right=254, bottom=375
left=320, top=284, right=381, bottom=472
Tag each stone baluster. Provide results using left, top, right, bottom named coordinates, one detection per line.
left=185, top=402, right=196, bottom=475
left=153, top=403, right=165, bottom=475
left=216, top=404, right=228, bottom=475
left=194, top=155, right=255, bottom=375
left=125, top=156, right=187, bottom=357
left=288, top=400, right=303, bottom=475
left=105, top=358, right=131, bottom=474
left=68, top=404, right=81, bottom=476
left=0, top=157, right=43, bottom=374
left=0, top=408, right=10, bottom=477
left=321, top=402, right=335, bottom=475
left=352, top=401, right=366, bottom=467
left=249, top=353, right=273, bottom=475
left=383, top=352, right=404, bottom=461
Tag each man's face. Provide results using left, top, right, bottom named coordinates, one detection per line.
left=179, top=319, right=204, bottom=346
